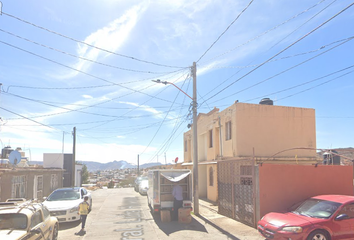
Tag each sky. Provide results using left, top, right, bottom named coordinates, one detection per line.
left=0, top=0, right=353, bottom=165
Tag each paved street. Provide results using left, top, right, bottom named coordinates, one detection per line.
left=57, top=188, right=264, bottom=240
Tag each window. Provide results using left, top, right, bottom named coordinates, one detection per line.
left=12, top=176, right=27, bottom=198
left=184, top=140, right=187, bottom=152
left=209, top=167, right=214, bottom=186
left=225, top=121, right=232, bottom=140
left=42, top=207, right=50, bottom=219
left=338, top=203, right=354, bottom=218
left=209, top=130, right=213, bottom=148
left=51, top=174, right=59, bottom=191
left=30, top=211, right=43, bottom=229
left=35, top=175, right=43, bottom=199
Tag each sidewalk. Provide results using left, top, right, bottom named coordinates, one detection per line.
left=197, top=199, right=264, bottom=240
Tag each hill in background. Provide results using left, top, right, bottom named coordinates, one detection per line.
left=29, top=160, right=165, bottom=172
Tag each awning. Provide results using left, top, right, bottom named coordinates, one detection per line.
left=160, top=171, right=191, bottom=182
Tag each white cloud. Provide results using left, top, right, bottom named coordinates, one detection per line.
left=60, top=3, right=147, bottom=79
left=82, top=95, right=93, bottom=99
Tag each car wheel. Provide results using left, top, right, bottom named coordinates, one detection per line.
left=52, top=224, right=58, bottom=240
left=307, top=230, right=329, bottom=240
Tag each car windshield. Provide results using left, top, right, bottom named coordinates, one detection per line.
left=0, top=213, right=27, bottom=230
left=47, top=190, right=81, bottom=201
left=292, top=198, right=342, bottom=219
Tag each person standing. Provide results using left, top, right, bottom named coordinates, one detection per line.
left=77, top=196, right=90, bottom=234
left=172, top=182, right=183, bottom=221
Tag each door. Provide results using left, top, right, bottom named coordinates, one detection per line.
left=33, top=175, right=43, bottom=200
left=332, top=202, right=354, bottom=239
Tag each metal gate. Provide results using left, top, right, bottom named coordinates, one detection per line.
left=218, top=159, right=256, bottom=227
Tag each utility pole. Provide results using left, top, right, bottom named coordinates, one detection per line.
left=164, top=152, right=166, bottom=165
left=137, top=154, right=139, bottom=176
left=72, top=127, right=76, bottom=187
left=192, top=62, right=199, bottom=215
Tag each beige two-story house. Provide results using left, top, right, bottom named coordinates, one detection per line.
left=183, top=100, right=317, bottom=203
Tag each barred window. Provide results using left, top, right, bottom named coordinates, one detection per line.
left=12, top=176, right=27, bottom=198
left=51, top=174, right=59, bottom=191
left=225, top=121, right=232, bottom=140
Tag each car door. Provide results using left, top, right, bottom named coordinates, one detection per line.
left=332, top=202, right=354, bottom=240
left=28, top=210, right=45, bottom=240
left=41, top=207, right=54, bottom=239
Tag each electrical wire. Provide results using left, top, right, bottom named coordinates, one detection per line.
left=201, top=0, right=328, bottom=64
left=199, top=0, right=342, bottom=105
left=276, top=69, right=354, bottom=102
left=244, top=64, right=354, bottom=103
left=0, top=28, right=184, bottom=75
left=0, top=40, right=190, bottom=105
left=208, top=36, right=354, bottom=105
left=199, top=2, right=354, bottom=107
left=1, top=11, right=186, bottom=69
left=196, top=0, right=255, bottom=63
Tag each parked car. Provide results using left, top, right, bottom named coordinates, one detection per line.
left=139, top=180, right=149, bottom=195
left=134, top=176, right=147, bottom=192
left=42, top=187, right=92, bottom=223
left=0, top=199, right=59, bottom=240
left=257, top=195, right=354, bottom=240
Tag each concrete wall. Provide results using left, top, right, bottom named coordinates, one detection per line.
left=43, top=153, right=64, bottom=168
left=234, top=103, right=316, bottom=158
left=258, top=164, right=354, bottom=219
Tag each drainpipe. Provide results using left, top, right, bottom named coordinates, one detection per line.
left=218, top=116, right=223, bottom=158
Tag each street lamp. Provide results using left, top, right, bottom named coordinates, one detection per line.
left=152, top=62, right=199, bottom=214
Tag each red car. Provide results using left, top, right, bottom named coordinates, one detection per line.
left=257, top=195, right=354, bottom=240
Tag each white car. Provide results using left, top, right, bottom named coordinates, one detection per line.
left=139, top=180, right=149, bottom=195
left=42, top=187, right=92, bottom=223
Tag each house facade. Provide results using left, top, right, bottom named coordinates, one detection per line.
left=183, top=101, right=317, bottom=202
left=0, top=167, right=64, bottom=201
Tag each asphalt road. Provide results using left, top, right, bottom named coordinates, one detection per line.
left=57, top=187, right=261, bottom=240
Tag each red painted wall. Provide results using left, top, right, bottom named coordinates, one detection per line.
left=258, top=164, right=353, bottom=218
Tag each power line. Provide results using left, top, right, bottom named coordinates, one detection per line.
left=244, top=64, right=354, bottom=103
left=208, top=36, right=354, bottom=105
left=200, top=2, right=354, bottom=106
left=2, top=11, right=186, bottom=69
left=0, top=106, right=65, bottom=132
left=200, top=36, right=353, bottom=70
left=141, top=72, right=192, bottom=158
left=0, top=28, right=184, bottom=75
left=201, top=0, right=328, bottom=64
left=196, top=0, right=255, bottom=63
left=199, top=0, right=342, bottom=106
left=0, top=39, right=188, bottom=104
left=276, top=69, right=354, bottom=101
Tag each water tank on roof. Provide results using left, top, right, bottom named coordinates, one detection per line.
left=259, top=98, right=273, bottom=105
left=323, top=151, right=341, bottom=165
left=1, top=146, right=13, bottom=158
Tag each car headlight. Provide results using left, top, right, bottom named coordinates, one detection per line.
left=281, top=226, right=303, bottom=233
left=69, top=206, right=79, bottom=213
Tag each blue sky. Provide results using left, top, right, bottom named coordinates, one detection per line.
left=0, top=0, right=353, bottom=165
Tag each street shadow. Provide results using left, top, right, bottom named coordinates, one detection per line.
left=196, top=214, right=242, bottom=240
left=58, top=220, right=81, bottom=230
left=151, top=211, right=208, bottom=236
